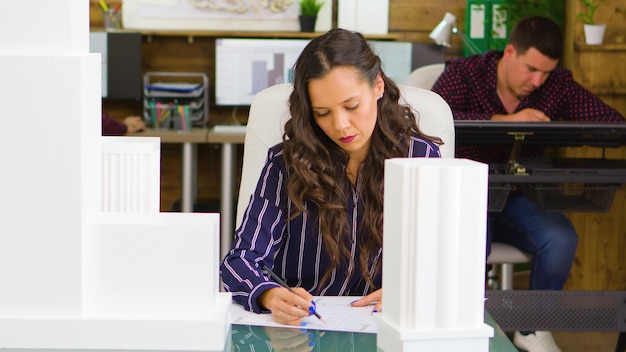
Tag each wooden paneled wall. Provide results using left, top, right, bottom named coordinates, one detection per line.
left=564, top=0, right=626, bottom=115
left=562, top=0, right=626, bottom=291
left=560, top=147, right=626, bottom=291
left=88, top=0, right=625, bottom=290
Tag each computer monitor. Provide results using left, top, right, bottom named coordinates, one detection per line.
left=89, top=31, right=142, bottom=100
left=215, top=38, right=309, bottom=106
left=214, top=38, right=426, bottom=106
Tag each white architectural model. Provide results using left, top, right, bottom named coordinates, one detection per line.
left=0, top=1, right=230, bottom=350
left=376, top=158, right=493, bottom=351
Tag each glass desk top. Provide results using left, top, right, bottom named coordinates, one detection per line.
left=230, top=313, right=517, bottom=351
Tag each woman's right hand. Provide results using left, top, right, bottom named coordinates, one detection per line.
left=263, top=326, right=319, bottom=351
left=259, top=287, right=316, bottom=326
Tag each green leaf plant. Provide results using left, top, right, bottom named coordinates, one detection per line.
left=576, top=0, right=607, bottom=25
left=299, top=0, right=324, bottom=17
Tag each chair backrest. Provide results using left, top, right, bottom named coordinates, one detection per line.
left=236, top=83, right=455, bottom=226
left=405, top=63, right=446, bottom=90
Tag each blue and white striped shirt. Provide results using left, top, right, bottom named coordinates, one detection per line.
left=221, top=136, right=440, bottom=312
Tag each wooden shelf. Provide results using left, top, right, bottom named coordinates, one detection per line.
left=142, top=30, right=400, bottom=40
left=574, top=43, right=626, bottom=51
left=92, top=29, right=402, bottom=42
left=588, top=86, right=626, bottom=95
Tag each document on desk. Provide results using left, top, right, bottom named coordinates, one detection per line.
left=231, top=296, right=377, bottom=333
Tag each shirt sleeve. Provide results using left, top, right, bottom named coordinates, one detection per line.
left=432, top=60, right=494, bottom=121
left=549, top=71, right=624, bottom=122
left=409, top=136, right=441, bottom=158
left=220, top=148, right=285, bottom=313
left=101, top=113, right=128, bottom=136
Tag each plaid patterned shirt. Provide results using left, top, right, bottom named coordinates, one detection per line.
left=432, top=50, right=624, bottom=163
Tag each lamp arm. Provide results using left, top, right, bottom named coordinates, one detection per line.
left=453, top=26, right=482, bottom=55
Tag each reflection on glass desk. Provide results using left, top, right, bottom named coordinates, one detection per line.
left=6, top=315, right=515, bottom=352
left=230, top=313, right=517, bottom=352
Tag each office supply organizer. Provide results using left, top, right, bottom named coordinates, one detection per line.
left=143, top=72, right=209, bottom=129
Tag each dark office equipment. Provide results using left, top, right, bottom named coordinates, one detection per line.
left=455, top=121, right=626, bottom=212
left=107, top=32, right=142, bottom=100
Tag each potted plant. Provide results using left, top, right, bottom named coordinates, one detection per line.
left=298, top=0, right=324, bottom=32
left=577, top=0, right=607, bottom=45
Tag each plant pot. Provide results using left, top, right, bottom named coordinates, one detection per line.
left=583, top=24, right=606, bottom=45
left=299, top=15, right=317, bottom=32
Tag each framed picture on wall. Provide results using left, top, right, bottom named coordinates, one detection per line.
left=122, top=0, right=332, bottom=32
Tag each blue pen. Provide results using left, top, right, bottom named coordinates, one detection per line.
left=263, top=264, right=325, bottom=323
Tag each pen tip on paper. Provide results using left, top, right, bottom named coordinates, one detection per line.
left=313, top=311, right=325, bottom=323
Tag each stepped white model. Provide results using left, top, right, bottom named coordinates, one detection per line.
left=0, top=1, right=230, bottom=350
left=376, top=158, right=493, bottom=351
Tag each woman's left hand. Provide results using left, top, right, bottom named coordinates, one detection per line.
left=350, top=289, right=382, bottom=313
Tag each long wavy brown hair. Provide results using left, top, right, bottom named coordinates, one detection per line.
left=283, top=28, right=441, bottom=290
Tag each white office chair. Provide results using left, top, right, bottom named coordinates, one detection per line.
left=488, top=242, right=533, bottom=290
left=406, top=63, right=532, bottom=290
left=406, top=63, right=446, bottom=89
left=236, top=82, right=455, bottom=228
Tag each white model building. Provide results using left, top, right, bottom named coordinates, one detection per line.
left=376, top=158, right=494, bottom=351
left=0, top=1, right=230, bottom=350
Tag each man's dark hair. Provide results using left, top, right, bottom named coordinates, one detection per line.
left=508, top=16, right=563, bottom=60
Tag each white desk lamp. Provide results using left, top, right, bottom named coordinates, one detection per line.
left=429, top=12, right=481, bottom=55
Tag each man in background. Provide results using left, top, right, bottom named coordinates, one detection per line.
left=432, top=15, right=624, bottom=352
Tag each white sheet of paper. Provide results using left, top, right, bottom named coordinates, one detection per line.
left=231, top=296, right=378, bottom=333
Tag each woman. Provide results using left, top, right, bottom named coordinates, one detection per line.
left=220, top=28, right=441, bottom=326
